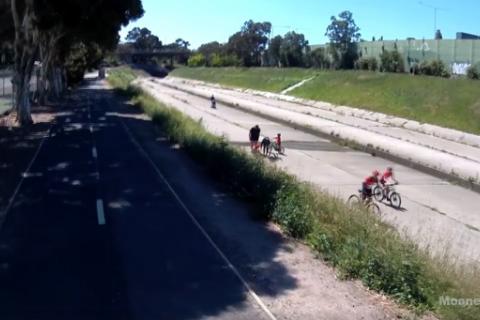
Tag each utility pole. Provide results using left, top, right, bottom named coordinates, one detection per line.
left=418, top=1, right=447, bottom=37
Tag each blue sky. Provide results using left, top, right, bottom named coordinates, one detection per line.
left=119, top=0, right=480, bottom=48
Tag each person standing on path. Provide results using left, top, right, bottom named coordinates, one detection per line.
left=249, top=125, right=261, bottom=151
left=261, top=136, right=271, bottom=155
left=210, top=95, right=216, bottom=109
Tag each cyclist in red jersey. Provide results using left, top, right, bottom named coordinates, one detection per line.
left=362, top=170, right=380, bottom=200
left=380, top=167, right=398, bottom=185
left=274, top=133, right=281, bottom=148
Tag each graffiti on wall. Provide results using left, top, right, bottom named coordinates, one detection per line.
left=451, top=62, right=471, bottom=75
left=413, top=42, right=430, bottom=52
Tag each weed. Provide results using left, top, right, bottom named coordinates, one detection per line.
left=109, top=67, right=480, bottom=320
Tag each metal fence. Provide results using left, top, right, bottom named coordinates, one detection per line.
left=0, top=66, right=39, bottom=114
left=358, top=39, right=480, bottom=74
left=0, top=68, right=13, bottom=114
left=0, top=68, right=13, bottom=96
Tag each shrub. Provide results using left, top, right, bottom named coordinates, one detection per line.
left=109, top=67, right=480, bottom=320
left=380, top=50, right=404, bottom=73
left=210, top=53, right=242, bottom=67
left=187, top=53, right=206, bottom=67
left=210, top=53, right=223, bottom=67
left=419, top=60, right=450, bottom=78
left=466, top=64, right=480, bottom=80
left=355, top=57, right=378, bottom=71
left=222, top=54, right=242, bottom=67
left=309, top=47, right=331, bottom=69
left=354, top=58, right=366, bottom=70
left=273, top=183, right=315, bottom=238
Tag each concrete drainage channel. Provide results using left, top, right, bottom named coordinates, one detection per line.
left=142, top=78, right=480, bottom=194
left=202, top=78, right=480, bottom=150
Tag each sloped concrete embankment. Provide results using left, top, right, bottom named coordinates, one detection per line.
left=135, top=78, right=480, bottom=191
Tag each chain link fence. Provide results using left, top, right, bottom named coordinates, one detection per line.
left=0, top=67, right=13, bottom=115
left=0, top=66, right=40, bottom=115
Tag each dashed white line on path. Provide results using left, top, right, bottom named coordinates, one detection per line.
left=96, top=199, right=106, bottom=225
left=21, top=172, right=44, bottom=178
left=92, top=146, right=98, bottom=159
left=119, top=119, right=278, bottom=320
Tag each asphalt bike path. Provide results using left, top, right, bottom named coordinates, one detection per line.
left=0, top=93, right=120, bottom=319
left=0, top=82, right=270, bottom=319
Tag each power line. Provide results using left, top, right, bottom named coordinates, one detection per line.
left=418, top=1, right=449, bottom=35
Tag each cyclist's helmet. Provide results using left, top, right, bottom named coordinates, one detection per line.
left=387, top=166, right=393, bottom=172
left=372, top=170, right=380, bottom=177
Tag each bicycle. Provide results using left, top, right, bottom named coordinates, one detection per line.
left=250, top=141, right=261, bottom=153
left=372, top=183, right=401, bottom=209
left=268, top=141, right=285, bottom=158
left=347, top=190, right=381, bottom=215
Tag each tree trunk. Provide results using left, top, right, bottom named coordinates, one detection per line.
left=38, top=39, right=48, bottom=105
left=11, top=0, right=37, bottom=126
left=39, top=28, right=65, bottom=104
left=52, top=67, right=62, bottom=99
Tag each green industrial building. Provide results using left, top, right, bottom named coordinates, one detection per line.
left=312, top=36, right=480, bottom=75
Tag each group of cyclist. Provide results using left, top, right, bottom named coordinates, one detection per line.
left=249, top=123, right=398, bottom=200
left=211, top=96, right=398, bottom=203
left=209, top=97, right=283, bottom=156
left=249, top=124, right=282, bottom=156
left=361, top=167, right=398, bottom=200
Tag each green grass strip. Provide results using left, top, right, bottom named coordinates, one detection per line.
left=171, top=67, right=480, bottom=135
left=109, top=67, right=480, bottom=320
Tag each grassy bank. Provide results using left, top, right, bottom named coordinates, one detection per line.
left=171, top=67, right=480, bottom=134
left=109, top=67, right=480, bottom=320
left=171, top=67, right=317, bottom=92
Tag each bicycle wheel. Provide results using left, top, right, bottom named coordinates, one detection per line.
left=389, top=192, right=402, bottom=209
left=347, top=194, right=361, bottom=207
left=373, top=185, right=384, bottom=202
left=268, top=145, right=277, bottom=158
left=367, top=202, right=381, bottom=215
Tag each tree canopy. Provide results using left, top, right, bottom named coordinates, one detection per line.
left=267, top=35, right=283, bottom=67
left=279, top=31, right=309, bottom=67
left=325, top=11, right=361, bottom=69
left=226, top=20, right=271, bottom=67
left=126, top=27, right=162, bottom=51
left=5, top=0, right=144, bottom=125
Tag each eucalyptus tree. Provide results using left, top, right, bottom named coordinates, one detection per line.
left=227, top=20, right=271, bottom=66
left=0, top=1, right=14, bottom=67
left=279, top=31, right=309, bottom=67
left=7, top=0, right=144, bottom=126
left=325, top=11, right=361, bottom=69
left=266, top=35, right=282, bottom=67
left=126, top=27, right=162, bottom=51
left=0, top=1, right=14, bottom=50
